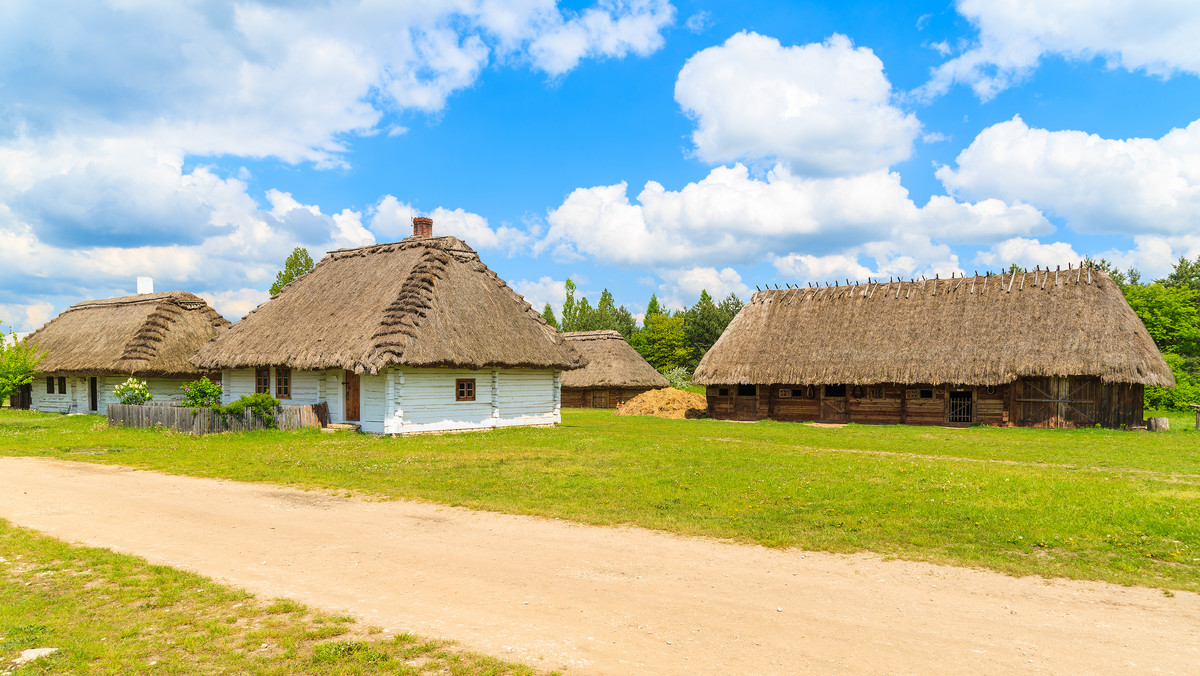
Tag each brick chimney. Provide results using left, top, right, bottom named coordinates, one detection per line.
left=412, top=216, right=433, bottom=238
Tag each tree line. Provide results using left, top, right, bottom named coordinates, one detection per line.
left=541, top=279, right=744, bottom=374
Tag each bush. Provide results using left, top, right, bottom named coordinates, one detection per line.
left=113, top=377, right=152, bottom=405
left=218, top=392, right=281, bottom=427
left=661, top=365, right=693, bottom=390
left=181, top=376, right=222, bottom=408
left=1145, top=353, right=1200, bottom=411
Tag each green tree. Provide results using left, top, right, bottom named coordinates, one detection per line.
left=541, top=303, right=560, bottom=330
left=269, top=247, right=315, bottom=296
left=0, top=322, right=43, bottom=401
left=684, top=290, right=725, bottom=367
left=639, top=314, right=691, bottom=371
left=561, top=278, right=581, bottom=331
left=716, top=292, right=744, bottom=325
left=1156, top=255, right=1200, bottom=294
left=1123, top=284, right=1200, bottom=357
left=645, top=294, right=665, bottom=322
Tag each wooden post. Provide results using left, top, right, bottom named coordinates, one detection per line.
left=1192, top=404, right=1200, bottom=431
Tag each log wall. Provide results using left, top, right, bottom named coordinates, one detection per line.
left=561, top=387, right=657, bottom=408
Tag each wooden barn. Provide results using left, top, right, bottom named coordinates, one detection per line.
left=693, top=267, right=1174, bottom=429
left=23, top=291, right=230, bottom=414
left=560, top=330, right=668, bottom=408
left=192, top=218, right=584, bottom=434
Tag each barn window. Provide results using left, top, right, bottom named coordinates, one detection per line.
left=456, top=378, right=476, bottom=401
left=57, top=377, right=66, bottom=394
left=737, top=384, right=756, bottom=397
left=824, top=384, right=846, bottom=398
left=255, top=368, right=270, bottom=394
left=869, top=387, right=883, bottom=399
left=792, top=389, right=805, bottom=398
left=920, top=389, right=934, bottom=399
left=718, top=388, right=729, bottom=397
left=777, top=388, right=792, bottom=398
left=46, top=377, right=54, bottom=394
left=275, top=367, right=291, bottom=398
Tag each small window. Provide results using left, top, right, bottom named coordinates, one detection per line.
left=57, top=377, right=66, bottom=394
left=255, top=368, right=270, bottom=394
left=824, top=384, right=846, bottom=398
left=46, top=377, right=54, bottom=394
left=718, top=388, right=729, bottom=397
left=275, top=367, right=291, bottom=399
left=456, top=378, right=476, bottom=401
left=920, top=389, right=934, bottom=399
left=737, top=384, right=756, bottom=397
left=792, top=389, right=805, bottom=398
left=869, top=387, right=884, bottom=399
left=777, top=388, right=792, bottom=398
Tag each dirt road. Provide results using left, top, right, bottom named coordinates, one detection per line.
left=1, top=456, right=1197, bottom=674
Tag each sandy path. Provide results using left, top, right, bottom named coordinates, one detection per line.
left=1, top=457, right=1197, bottom=675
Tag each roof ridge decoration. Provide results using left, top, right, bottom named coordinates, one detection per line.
left=751, top=266, right=1100, bottom=304
left=119, top=298, right=182, bottom=364
left=365, top=247, right=452, bottom=372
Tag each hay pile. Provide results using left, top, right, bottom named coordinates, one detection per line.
left=614, top=388, right=707, bottom=419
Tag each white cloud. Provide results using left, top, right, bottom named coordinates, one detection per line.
left=924, top=0, right=1200, bottom=99
left=367, top=195, right=530, bottom=251
left=655, top=266, right=749, bottom=309
left=974, top=237, right=1081, bottom=270
left=529, top=0, right=676, bottom=76
left=937, top=116, right=1200, bottom=236
left=0, top=302, right=55, bottom=335
left=542, top=163, right=1050, bottom=269
left=511, top=276, right=566, bottom=317
left=198, top=288, right=270, bottom=323
left=674, top=32, right=920, bottom=176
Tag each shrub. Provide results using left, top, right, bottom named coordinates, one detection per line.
left=113, top=377, right=152, bottom=405
left=1145, top=353, right=1200, bottom=411
left=661, top=365, right=693, bottom=390
left=219, top=392, right=281, bottom=427
left=181, top=376, right=222, bottom=408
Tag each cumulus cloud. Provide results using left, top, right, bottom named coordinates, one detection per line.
left=530, top=0, right=675, bottom=76
left=974, top=237, right=1081, bottom=270
left=924, top=0, right=1200, bottom=99
left=367, top=195, right=530, bottom=252
left=654, top=266, right=750, bottom=310
left=675, top=32, right=920, bottom=176
left=511, top=276, right=567, bottom=317
left=541, top=163, right=1050, bottom=269
left=937, top=116, right=1200, bottom=236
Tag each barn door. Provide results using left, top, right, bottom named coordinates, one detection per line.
left=593, top=389, right=608, bottom=408
left=1016, top=377, right=1099, bottom=428
left=344, top=371, right=360, bottom=421
left=820, top=385, right=848, bottom=422
left=733, top=384, right=758, bottom=420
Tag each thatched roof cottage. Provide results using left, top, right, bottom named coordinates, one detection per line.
left=693, top=267, right=1173, bottom=428
left=560, top=330, right=668, bottom=407
left=192, top=218, right=584, bottom=434
left=24, top=291, right=230, bottom=413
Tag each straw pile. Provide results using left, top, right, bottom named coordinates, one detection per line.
left=615, top=388, right=707, bottom=419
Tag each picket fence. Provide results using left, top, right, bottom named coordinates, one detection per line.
left=107, top=401, right=329, bottom=435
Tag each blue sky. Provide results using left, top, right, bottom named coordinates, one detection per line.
left=3, top=0, right=1200, bottom=332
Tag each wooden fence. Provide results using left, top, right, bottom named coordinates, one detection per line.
left=108, top=402, right=329, bottom=435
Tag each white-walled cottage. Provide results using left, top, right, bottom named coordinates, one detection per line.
left=24, top=291, right=230, bottom=413
left=192, top=218, right=584, bottom=434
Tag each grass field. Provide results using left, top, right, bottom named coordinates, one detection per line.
left=0, top=519, right=546, bottom=675
left=1, top=407, right=1198, bottom=593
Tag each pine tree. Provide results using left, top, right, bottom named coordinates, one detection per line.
left=541, top=303, right=560, bottom=330
left=269, top=247, right=314, bottom=296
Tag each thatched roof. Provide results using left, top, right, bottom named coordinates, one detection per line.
left=28, top=291, right=230, bottom=377
left=193, top=236, right=583, bottom=374
left=560, top=330, right=669, bottom=389
left=694, top=268, right=1174, bottom=387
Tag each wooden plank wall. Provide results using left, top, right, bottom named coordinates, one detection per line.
left=706, top=383, right=1013, bottom=426
left=107, top=402, right=328, bottom=434
left=562, top=387, right=657, bottom=408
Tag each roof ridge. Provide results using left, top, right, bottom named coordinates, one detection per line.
left=752, top=267, right=1108, bottom=303
left=365, top=247, right=452, bottom=371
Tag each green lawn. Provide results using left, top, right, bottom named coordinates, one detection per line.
left=0, top=519, right=547, bottom=675
left=1, top=408, right=1198, bottom=592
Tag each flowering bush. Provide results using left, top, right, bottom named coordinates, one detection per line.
left=661, top=365, right=693, bottom=390
left=113, top=377, right=152, bottom=405
left=181, top=376, right=222, bottom=408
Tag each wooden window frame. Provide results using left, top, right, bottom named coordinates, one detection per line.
left=57, top=376, right=66, bottom=394
left=456, top=378, right=476, bottom=402
left=777, top=388, right=792, bottom=398
left=46, top=376, right=54, bottom=394
left=275, top=367, right=291, bottom=399
left=255, top=367, right=270, bottom=394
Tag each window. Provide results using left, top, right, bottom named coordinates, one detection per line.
left=718, top=388, right=729, bottom=397
left=456, top=378, right=476, bottom=401
left=869, top=387, right=884, bottom=399
left=792, top=389, right=805, bottom=398
left=777, top=388, right=792, bottom=398
left=824, top=384, right=846, bottom=398
left=255, top=368, right=270, bottom=394
left=57, top=377, right=66, bottom=394
left=46, top=377, right=54, bottom=394
left=737, top=384, right=756, bottom=397
left=920, top=389, right=934, bottom=399
left=275, top=367, right=291, bottom=399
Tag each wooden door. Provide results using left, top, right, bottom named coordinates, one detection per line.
left=820, top=385, right=848, bottom=422
left=1016, top=377, right=1098, bottom=428
left=593, top=389, right=608, bottom=408
left=89, top=377, right=98, bottom=412
left=344, top=371, right=360, bottom=421
left=732, top=385, right=758, bottom=420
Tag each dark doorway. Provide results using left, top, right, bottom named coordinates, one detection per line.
left=733, top=384, right=757, bottom=420
left=10, top=383, right=32, bottom=409
left=89, top=377, right=99, bottom=412
left=948, top=390, right=973, bottom=423
left=344, top=371, right=360, bottom=421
